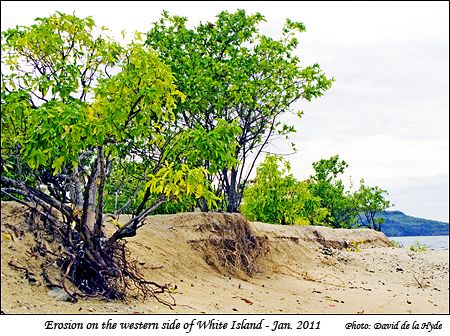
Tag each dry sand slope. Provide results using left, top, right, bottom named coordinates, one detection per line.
left=1, top=201, right=448, bottom=314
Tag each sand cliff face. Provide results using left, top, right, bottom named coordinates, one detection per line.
left=1, top=201, right=448, bottom=314
left=251, top=220, right=390, bottom=249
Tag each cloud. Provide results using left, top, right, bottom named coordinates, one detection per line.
left=386, top=175, right=449, bottom=222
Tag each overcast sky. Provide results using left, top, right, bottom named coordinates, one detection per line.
left=2, top=1, right=448, bottom=222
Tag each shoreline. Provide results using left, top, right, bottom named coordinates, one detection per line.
left=386, top=235, right=449, bottom=252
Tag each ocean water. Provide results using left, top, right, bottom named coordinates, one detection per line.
left=388, top=235, right=449, bottom=251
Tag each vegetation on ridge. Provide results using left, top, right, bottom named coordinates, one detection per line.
left=1, top=10, right=333, bottom=302
left=241, top=154, right=392, bottom=229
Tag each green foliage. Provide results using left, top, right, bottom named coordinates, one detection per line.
left=241, top=154, right=393, bottom=231
left=101, top=120, right=240, bottom=215
left=146, top=9, right=333, bottom=211
left=311, top=155, right=348, bottom=183
left=308, top=156, right=392, bottom=230
left=309, top=155, right=358, bottom=228
left=1, top=12, right=226, bottom=219
left=103, top=161, right=197, bottom=215
left=143, top=162, right=219, bottom=208
left=240, top=154, right=327, bottom=225
left=2, top=13, right=123, bottom=170
left=389, top=240, right=402, bottom=248
left=165, top=119, right=241, bottom=175
left=2, top=13, right=181, bottom=171
left=345, top=240, right=364, bottom=252
left=353, top=179, right=392, bottom=231
left=409, top=241, right=426, bottom=252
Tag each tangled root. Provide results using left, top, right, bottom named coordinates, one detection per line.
left=190, top=213, right=268, bottom=278
left=21, top=207, right=175, bottom=307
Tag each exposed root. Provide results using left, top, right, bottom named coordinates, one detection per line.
left=412, top=272, right=429, bottom=289
left=308, top=273, right=346, bottom=287
left=190, top=214, right=268, bottom=278
left=276, top=264, right=346, bottom=287
left=13, top=206, right=175, bottom=308
left=232, top=296, right=254, bottom=305
left=7, top=261, right=37, bottom=284
left=41, top=259, right=63, bottom=289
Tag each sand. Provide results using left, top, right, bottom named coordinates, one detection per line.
left=1, top=201, right=448, bottom=314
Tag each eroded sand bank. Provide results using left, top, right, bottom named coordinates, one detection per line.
left=1, top=202, right=448, bottom=314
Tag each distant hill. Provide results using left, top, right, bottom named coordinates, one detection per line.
left=375, top=211, right=449, bottom=237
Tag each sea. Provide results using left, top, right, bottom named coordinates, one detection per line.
left=388, top=235, right=449, bottom=251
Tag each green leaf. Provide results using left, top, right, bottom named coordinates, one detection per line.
left=51, top=156, right=65, bottom=174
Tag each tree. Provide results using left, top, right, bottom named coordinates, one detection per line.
left=309, top=155, right=358, bottom=228
left=145, top=10, right=333, bottom=212
left=353, top=179, right=392, bottom=231
left=101, top=118, right=240, bottom=215
left=1, top=13, right=235, bottom=302
left=240, top=154, right=327, bottom=225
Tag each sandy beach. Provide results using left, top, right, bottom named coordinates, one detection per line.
left=1, top=202, right=448, bottom=314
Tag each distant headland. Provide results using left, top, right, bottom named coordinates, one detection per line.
left=377, top=211, right=449, bottom=237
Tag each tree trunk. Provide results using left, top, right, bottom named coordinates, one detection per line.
left=226, top=167, right=240, bottom=212
left=80, top=150, right=101, bottom=234
left=94, top=147, right=105, bottom=236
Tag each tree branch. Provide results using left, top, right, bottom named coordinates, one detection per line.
left=107, top=196, right=166, bottom=246
left=0, top=175, right=73, bottom=219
